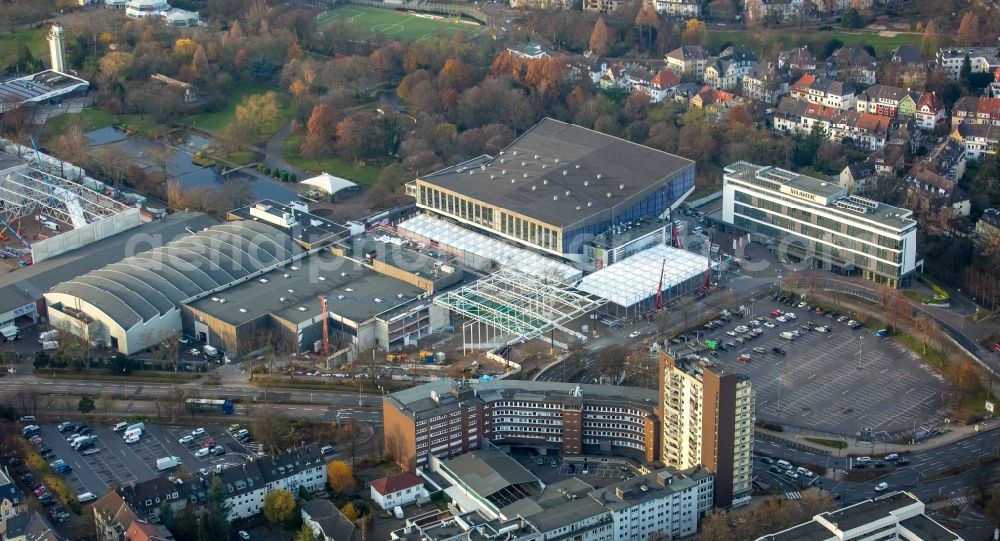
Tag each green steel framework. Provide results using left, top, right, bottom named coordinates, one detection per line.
left=434, top=268, right=606, bottom=346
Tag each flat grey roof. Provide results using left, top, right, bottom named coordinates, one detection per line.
left=505, top=479, right=606, bottom=532
left=0, top=211, right=217, bottom=315
left=347, top=234, right=441, bottom=277
left=48, top=220, right=301, bottom=330
left=0, top=70, right=89, bottom=105
left=442, top=450, right=539, bottom=502
left=820, top=492, right=919, bottom=532
left=898, top=514, right=960, bottom=541
left=725, top=162, right=916, bottom=230
left=419, top=118, right=693, bottom=229
left=184, top=250, right=426, bottom=326
left=759, top=519, right=834, bottom=541
left=228, top=199, right=350, bottom=247
left=386, top=379, right=658, bottom=421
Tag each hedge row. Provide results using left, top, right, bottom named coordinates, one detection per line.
left=257, top=164, right=298, bottom=183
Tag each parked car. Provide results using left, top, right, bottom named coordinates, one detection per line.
left=194, top=448, right=210, bottom=458
left=179, top=435, right=194, bottom=444
left=56, top=422, right=73, bottom=433
left=759, top=456, right=774, bottom=464
left=210, top=445, right=225, bottom=456
left=191, top=428, right=206, bottom=437
left=772, top=347, right=786, bottom=355
left=874, top=482, right=888, bottom=492
left=238, top=532, right=250, bottom=540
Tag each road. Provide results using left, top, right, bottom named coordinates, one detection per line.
left=755, top=425, right=1000, bottom=509
left=1, top=374, right=385, bottom=425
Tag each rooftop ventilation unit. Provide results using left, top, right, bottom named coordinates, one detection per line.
left=490, top=175, right=495, bottom=180
left=374, top=298, right=383, bottom=303
left=597, top=174, right=602, bottom=180
left=288, top=289, right=294, bottom=293
left=512, top=150, right=518, bottom=156
left=584, top=180, right=589, bottom=186
left=607, top=192, right=612, bottom=198
left=280, top=297, right=286, bottom=302
left=587, top=202, right=593, bottom=207
left=554, top=158, right=560, bottom=163
left=259, top=278, right=268, bottom=283
left=239, top=308, right=247, bottom=313
left=219, top=298, right=225, bottom=303
left=502, top=169, right=507, bottom=175
left=524, top=173, right=529, bottom=178
left=511, top=179, right=516, bottom=183
left=283, top=273, right=289, bottom=278
left=542, top=179, right=548, bottom=184
left=574, top=164, right=580, bottom=169
left=565, top=190, right=571, bottom=196
left=521, top=161, right=526, bottom=166
left=531, top=186, right=537, bottom=191
left=211, top=297, right=219, bottom=302
left=619, top=184, right=625, bottom=190
left=341, top=272, right=347, bottom=277
left=337, top=295, right=344, bottom=300
left=290, top=266, right=299, bottom=271
left=553, top=195, right=558, bottom=200
left=397, top=293, right=404, bottom=298
left=318, top=276, right=326, bottom=281
left=345, top=287, right=354, bottom=292
left=576, top=205, right=581, bottom=210
left=298, top=307, right=307, bottom=312
left=562, top=170, right=568, bottom=176
left=534, top=154, right=539, bottom=159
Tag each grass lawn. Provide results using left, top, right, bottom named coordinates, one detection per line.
left=283, top=132, right=385, bottom=186
left=42, top=108, right=171, bottom=143
left=0, top=28, right=46, bottom=70
left=317, top=5, right=481, bottom=42
left=707, top=28, right=921, bottom=58
left=184, top=84, right=293, bottom=143
left=803, top=437, right=848, bottom=449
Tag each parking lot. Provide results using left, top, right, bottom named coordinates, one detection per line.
left=36, top=422, right=256, bottom=497
left=693, top=298, right=945, bottom=437
left=509, top=450, right=637, bottom=488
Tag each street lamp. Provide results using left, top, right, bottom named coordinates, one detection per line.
left=123, top=368, right=128, bottom=411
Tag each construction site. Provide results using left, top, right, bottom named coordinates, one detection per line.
left=0, top=139, right=142, bottom=270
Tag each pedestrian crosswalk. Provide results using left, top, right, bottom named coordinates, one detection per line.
left=785, top=491, right=802, bottom=500
left=948, top=496, right=969, bottom=507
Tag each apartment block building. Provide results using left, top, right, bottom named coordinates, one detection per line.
left=383, top=379, right=660, bottom=471
left=722, top=162, right=918, bottom=287
left=659, top=353, right=753, bottom=509
left=936, top=47, right=1000, bottom=80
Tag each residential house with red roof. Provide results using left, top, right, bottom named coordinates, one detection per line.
left=915, top=92, right=946, bottom=131
left=369, top=471, right=428, bottom=510
left=951, top=96, right=1000, bottom=129
left=124, top=521, right=174, bottom=541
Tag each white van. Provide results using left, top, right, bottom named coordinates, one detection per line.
left=780, top=331, right=795, bottom=340
left=393, top=506, right=404, bottom=520
left=77, top=492, right=97, bottom=503
left=0, top=325, right=19, bottom=341
left=776, top=460, right=793, bottom=470
left=796, top=466, right=813, bottom=478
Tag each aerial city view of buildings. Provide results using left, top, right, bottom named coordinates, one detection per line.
left=0, top=0, right=999, bottom=540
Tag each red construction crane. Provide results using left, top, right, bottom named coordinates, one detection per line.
left=319, top=295, right=330, bottom=356
left=653, top=258, right=666, bottom=312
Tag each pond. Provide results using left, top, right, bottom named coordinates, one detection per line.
left=85, top=128, right=298, bottom=202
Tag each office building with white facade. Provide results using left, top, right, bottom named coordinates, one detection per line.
left=425, top=450, right=712, bottom=541
left=758, top=491, right=964, bottom=541
left=722, top=162, right=918, bottom=287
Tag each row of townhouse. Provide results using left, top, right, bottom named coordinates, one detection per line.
left=774, top=96, right=892, bottom=150
left=94, top=444, right=327, bottom=541
left=787, top=75, right=947, bottom=129
left=950, top=96, right=1000, bottom=160
left=745, top=0, right=873, bottom=24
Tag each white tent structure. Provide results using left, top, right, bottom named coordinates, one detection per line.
left=397, top=214, right=581, bottom=283
left=575, top=243, right=709, bottom=312
left=300, top=173, right=358, bottom=197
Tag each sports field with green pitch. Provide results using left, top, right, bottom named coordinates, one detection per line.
left=317, top=5, right=482, bottom=42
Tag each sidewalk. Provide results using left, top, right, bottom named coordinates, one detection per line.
left=758, top=416, right=1000, bottom=456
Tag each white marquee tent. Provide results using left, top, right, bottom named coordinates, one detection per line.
left=300, top=173, right=358, bottom=196
left=396, top=214, right=582, bottom=283
left=575, top=243, right=710, bottom=308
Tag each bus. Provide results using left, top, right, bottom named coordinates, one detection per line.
left=185, top=398, right=234, bottom=415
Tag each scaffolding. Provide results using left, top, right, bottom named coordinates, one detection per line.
left=434, top=268, right=606, bottom=352
left=0, top=165, right=130, bottom=228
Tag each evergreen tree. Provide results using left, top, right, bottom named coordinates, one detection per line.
left=202, top=477, right=230, bottom=541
